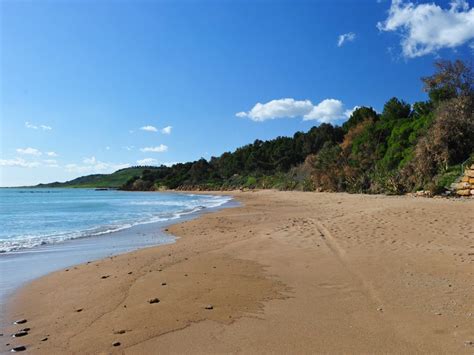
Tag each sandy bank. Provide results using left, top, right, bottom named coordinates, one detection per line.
left=3, top=190, right=474, bottom=353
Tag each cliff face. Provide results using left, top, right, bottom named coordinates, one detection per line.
left=451, top=164, right=474, bottom=196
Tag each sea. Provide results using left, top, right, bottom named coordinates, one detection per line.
left=0, top=188, right=233, bottom=315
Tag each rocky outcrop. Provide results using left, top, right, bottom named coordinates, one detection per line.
left=451, top=164, right=474, bottom=197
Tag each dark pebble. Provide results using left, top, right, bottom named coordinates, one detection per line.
left=205, top=304, right=214, bottom=310
left=75, top=309, right=83, bottom=313
left=101, top=275, right=110, bottom=279
left=148, top=298, right=160, bottom=304
left=128, top=272, right=133, bottom=275
left=161, top=282, right=167, bottom=286
left=20, top=328, right=30, bottom=332
left=12, top=331, right=28, bottom=338
left=113, top=342, right=121, bottom=347
left=11, top=345, right=26, bottom=352
left=41, top=337, right=48, bottom=342
left=114, top=330, right=126, bottom=335
left=13, top=320, right=27, bottom=325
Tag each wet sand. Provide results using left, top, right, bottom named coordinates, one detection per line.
left=3, top=190, right=474, bottom=353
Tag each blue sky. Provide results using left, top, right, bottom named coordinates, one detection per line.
left=1, top=0, right=473, bottom=186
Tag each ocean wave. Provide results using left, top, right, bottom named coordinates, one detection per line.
left=0, top=195, right=232, bottom=254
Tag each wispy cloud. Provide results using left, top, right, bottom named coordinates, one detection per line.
left=16, top=147, right=42, bottom=156
left=377, top=0, right=474, bottom=58
left=140, top=145, right=168, bottom=153
left=140, top=125, right=158, bottom=132
left=161, top=126, right=172, bottom=135
left=0, top=158, right=40, bottom=168
left=337, top=32, right=356, bottom=47
left=43, top=159, right=59, bottom=167
left=65, top=156, right=130, bottom=174
left=137, top=158, right=159, bottom=165
left=46, top=151, right=58, bottom=157
left=237, top=98, right=352, bottom=123
left=140, top=125, right=172, bottom=135
left=25, top=122, right=52, bottom=131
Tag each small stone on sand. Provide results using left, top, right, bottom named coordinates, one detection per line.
left=148, top=298, right=160, bottom=304
left=113, top=342, right=121, bottom=347
left=41, top=337, right=48, bottom=342
left=12, top=331, right=28, bottom=338
left=205, top=304, right=214, bottom=310
left=11, top=346, right=26, bottom=352
left=13, top=319, right=27, bottom=325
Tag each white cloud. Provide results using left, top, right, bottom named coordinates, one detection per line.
left=16, top=147, right=42, bottom=156
left=25, top=122, right=52, bottom=130
left=377, top=0, right=474, bottom=58
left=137, top=158, right=159, bottom=165
left=83, top=156, right=97, bottom=164
left=161, top=126, right=172, bottom=134
left=46, top=151, right=58, bottom=157
left=140, top=125, right=158, bottom=132
left=124, top=146, right=134, bottom=151
left=344, top=106, right=360, bottom=118
left=303, top=99, right=347, bottom=123
left=66, top=157, right=130, bottom=174
left=140, top=144, right=168, bottom=153
left=237, top=98, right=351, bottom=123
left=43, top=159, right=59, bottom=168
left=236, top=98, right=314, bottom=122
left=0, top=157, right=40, bottom=168
left=337, top=32, right=356, bottom=47
left=105, top=146, right=111, bottom=150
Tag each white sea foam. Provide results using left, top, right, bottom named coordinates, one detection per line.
left=0, top=194, right=232, bottom=254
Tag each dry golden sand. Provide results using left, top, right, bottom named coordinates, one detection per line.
left=3, top=190, right=474, bottom=354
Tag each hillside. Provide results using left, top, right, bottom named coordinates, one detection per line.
left=120, top=60, right=473, bottom=195
left=36, top=60, right=473, bottom=195
left=35, top=167, right=159, bottom=188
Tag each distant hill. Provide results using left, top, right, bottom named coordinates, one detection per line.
left=35, top=167, right=160, bottom=188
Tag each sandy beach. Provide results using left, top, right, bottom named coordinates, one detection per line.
left=3, top=190, right=474, bottom=353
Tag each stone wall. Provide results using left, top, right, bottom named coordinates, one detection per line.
left=451, top=164, right=474, bottom=196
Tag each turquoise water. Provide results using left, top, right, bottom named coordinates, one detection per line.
left=0, top=189, right=233, bottom=313
left=0, top=188, right=231, bottom=253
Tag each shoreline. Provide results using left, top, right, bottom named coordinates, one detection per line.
left=0, top=191, right=237, bottom=323
left=3, top=190, right=474, bottom=353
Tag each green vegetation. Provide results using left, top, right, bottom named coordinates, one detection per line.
left=121, top=60, right=473, bottom=195
left=41, top=60, right=473, bottom=195
left=35, top=167, right=160, bottom=188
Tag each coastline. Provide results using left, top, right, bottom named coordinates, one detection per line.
left=3, top=190, right=474, bottom=353
left=0, top=191, right=237, bottom=323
